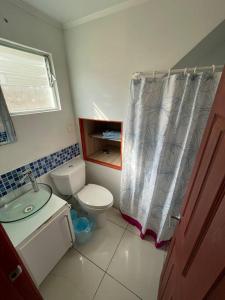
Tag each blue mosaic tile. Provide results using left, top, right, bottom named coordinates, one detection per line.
left=0, top=131, right=8, bottom=143
left=0, top=143, right=80, bottom=197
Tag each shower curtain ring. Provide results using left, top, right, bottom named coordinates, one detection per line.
left=212, top=65, right=216, bottom=73
left=184, top=68, right=188, bottom=76
left=193, top=66, right=197, bottom=74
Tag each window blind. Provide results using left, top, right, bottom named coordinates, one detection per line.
left=0, top=44, right=59, bottom=114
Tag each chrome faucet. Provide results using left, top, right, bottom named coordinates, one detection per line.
left=19, top=169, right=39, bottom=192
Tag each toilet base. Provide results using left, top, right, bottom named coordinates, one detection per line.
left=88, top=211, right=106, bottom=228
left=72, top=196, right=110, bottom=228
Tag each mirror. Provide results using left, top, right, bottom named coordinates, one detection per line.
left=0, top=86, right=16, bottom=145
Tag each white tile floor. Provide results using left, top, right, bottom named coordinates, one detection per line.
left=40, top=208, right=166, bottom=300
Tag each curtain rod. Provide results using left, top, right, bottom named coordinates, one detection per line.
left=132, top=64, right=224, bottom=79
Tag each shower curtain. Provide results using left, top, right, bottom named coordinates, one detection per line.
left=120, top=71, right=221, bottom=246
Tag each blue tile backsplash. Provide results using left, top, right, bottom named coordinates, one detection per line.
left=0, top=143, right=80, bottom=197
left=0, top=131, right=8, bottom=143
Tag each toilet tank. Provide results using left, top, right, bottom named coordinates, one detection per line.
left=50, top=157, right=85, bottom=195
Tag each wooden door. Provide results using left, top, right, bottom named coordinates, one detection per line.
left=158, top=68, right=225, bottom=300
left=0, top=224, right=42, bottom=300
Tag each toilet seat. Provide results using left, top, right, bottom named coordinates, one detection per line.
left=77, top=184, right=113, bottom=209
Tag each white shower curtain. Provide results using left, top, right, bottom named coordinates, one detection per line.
left=120, top=71, right=221, bottom=246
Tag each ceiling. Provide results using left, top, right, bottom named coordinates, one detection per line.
left=21, top=0, right=131, bottom=24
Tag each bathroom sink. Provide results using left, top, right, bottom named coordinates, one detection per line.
left=0, top=183, right=52, bottom=223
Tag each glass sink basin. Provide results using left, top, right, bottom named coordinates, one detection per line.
left=0, top=183, right=52, bottom=223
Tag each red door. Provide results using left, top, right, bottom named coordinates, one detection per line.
left=158, top=68, right=225, bottom=300
left=0, top=224, right=42, bottom=300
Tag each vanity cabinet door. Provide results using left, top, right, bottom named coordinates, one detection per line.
left=17, top=206, right=74, bottom=286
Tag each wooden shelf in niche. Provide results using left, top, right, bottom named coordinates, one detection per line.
left=90, top=133, right=121, bottom=142
left=79, top=118, right=122, bottom=170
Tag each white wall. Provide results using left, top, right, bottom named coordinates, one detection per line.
left=0, top=0, right=78, bottom=175
left=64, top=0, right=225, bottom=202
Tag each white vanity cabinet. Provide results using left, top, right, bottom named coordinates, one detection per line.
left=3, top=194, right=75, bottom=286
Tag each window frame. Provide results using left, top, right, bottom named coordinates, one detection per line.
left=0, top=38, right=61, bottom=116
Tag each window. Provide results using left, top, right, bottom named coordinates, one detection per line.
left=0, top=40, right=61, bottom=115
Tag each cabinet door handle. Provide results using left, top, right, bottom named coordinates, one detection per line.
left=64, top=215, right=74, bottom=244
left=9, top=265, right=23, bottom=282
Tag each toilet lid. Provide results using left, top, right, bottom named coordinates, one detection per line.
left=77, top=184, right=113, bottom=209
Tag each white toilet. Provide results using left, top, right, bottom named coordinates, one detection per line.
left=50, top=157, right=113, bottom=227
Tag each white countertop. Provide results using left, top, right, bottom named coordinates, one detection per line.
left=3, top=194, right=67, bottom=248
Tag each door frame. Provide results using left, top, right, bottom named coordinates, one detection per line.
left=0, top=223, right=42, bottom=300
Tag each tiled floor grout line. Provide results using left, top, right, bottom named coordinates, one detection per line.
left=71, top=220, right=127, bottom=273
left=71, top=247, right=106, bottom=273
left=103, top=224, right=144, bottom=299
left=72, top=220, right=126, bottom=268
left=106, top=218, right=128, bottom=229
left=106, top=272, right=143, bottom=300
left=126, top=225, right=142, bottom=237
left=105, top=224, right=143, bottom=300
left=41, top=210, right=164, bottom=299
left=92, top=272, right=107, bottom=300
left=73, top=221, right=128, bottom=299
left=105, top=223, right=142, bottom=299
left=70, top=247, right=108, bottom=299
left=105, top=225, right=127, bottom=273
left=91, top=224, right=128, bottom=299
left=73, top=218, right=143, bottom=300
left=108, top=220, right=148, bottom=299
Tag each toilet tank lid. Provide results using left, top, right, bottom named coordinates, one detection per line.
left=50, top=157, right=85, bottom=178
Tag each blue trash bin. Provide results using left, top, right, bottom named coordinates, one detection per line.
left=70, top=209, right=95, bottom=244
